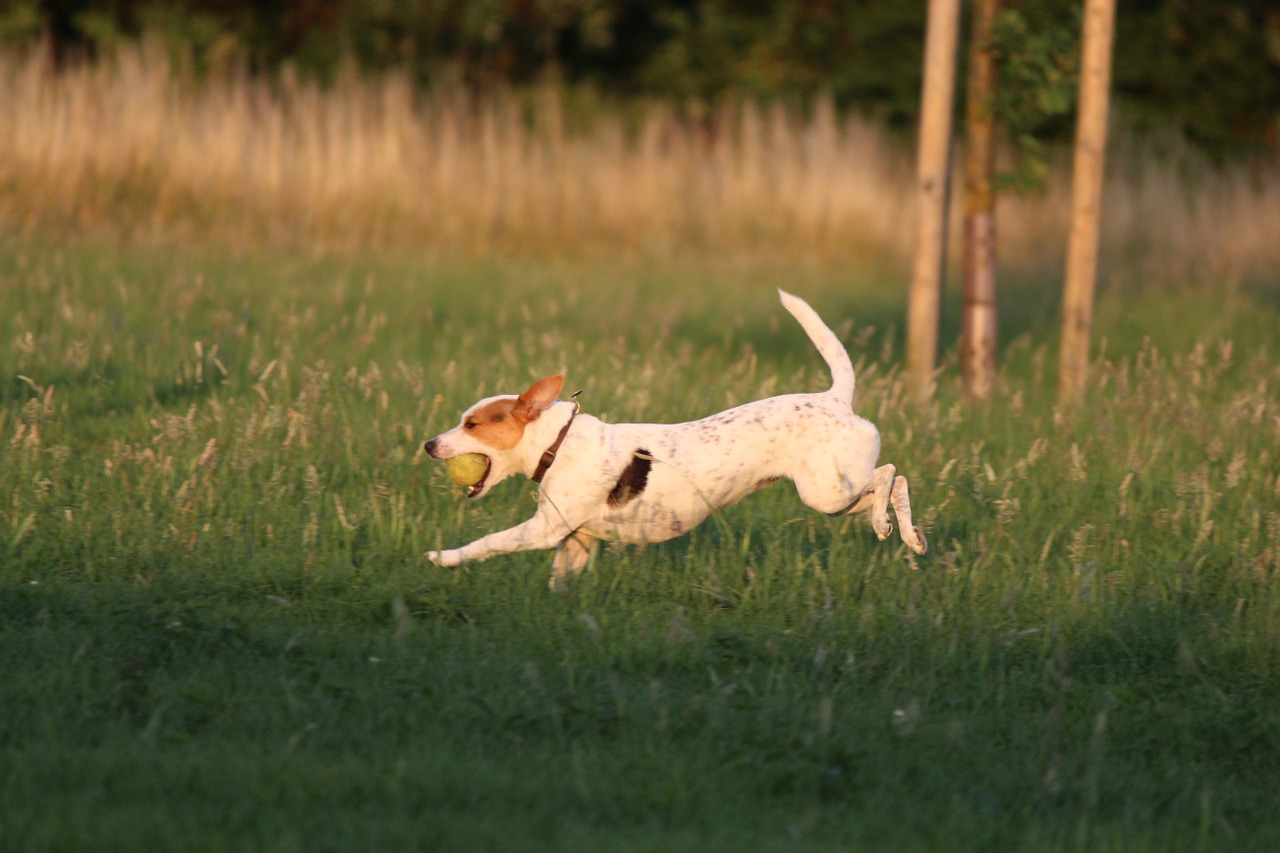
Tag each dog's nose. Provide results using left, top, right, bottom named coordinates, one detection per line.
left=424, top=438, right=438, bottom=457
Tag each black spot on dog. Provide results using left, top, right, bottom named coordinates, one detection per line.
left=608, top=450, right=652, bottom=508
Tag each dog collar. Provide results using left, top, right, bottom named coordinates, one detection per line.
left=531, top=391, right=581, bottom=484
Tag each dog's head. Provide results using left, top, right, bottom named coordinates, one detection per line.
left=423, top=375, right=565, bottom=499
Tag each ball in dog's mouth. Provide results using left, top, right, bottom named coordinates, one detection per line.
left=444, top=453, right=490, bottom=494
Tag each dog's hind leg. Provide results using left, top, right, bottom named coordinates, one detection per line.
left=841, top=464, right=927, bottom=555
left=550, top=532, right=597, bottom=590
left=875, top=466, right=926, bottom=550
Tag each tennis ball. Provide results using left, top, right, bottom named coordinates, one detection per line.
left=444, top=453, right=489, bottom=487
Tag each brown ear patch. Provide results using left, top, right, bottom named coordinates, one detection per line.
left=463, top=398, right=526, bottom=450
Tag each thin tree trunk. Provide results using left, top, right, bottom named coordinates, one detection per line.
left=1059, top=0, right=1116, bottom=404
left=962, top=0, right=1000, bottom=402
left=907, top=0, right=961, bottom=401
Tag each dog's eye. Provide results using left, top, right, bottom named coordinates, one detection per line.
left=464, top=420, right=477, bottom=430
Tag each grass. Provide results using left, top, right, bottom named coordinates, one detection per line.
left=2, top=238, right=1279, bottom=851
left=2, top=35, right=1278, bottom=850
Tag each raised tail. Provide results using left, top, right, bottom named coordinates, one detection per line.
left=778, top=289, right=855, bottom=403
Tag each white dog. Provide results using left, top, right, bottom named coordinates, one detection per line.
left=425, top=290, right=928, bottom=587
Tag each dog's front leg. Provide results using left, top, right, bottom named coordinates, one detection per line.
left=550, top=532, right=598, bottom=590
left=426, top=513, right=568, bottom=568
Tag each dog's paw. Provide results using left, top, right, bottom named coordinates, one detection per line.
left=425, top=549, right=463, bottom=568
left=908, top=527, right=928, bottom=555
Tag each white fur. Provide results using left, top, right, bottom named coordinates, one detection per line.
left=424, top=290, right=928, bottom=587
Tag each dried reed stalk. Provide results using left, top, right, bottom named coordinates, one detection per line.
left=1, top=41, right=1276, bottom=276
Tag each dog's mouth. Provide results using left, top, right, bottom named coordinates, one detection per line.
left=439, top=450, right=493, bottom=499
left=466, top=457, right=492, bottom=499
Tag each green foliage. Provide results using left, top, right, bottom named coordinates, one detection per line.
left=1115, top=1, right=1280, bottom=153
left=986, top=2, right=1080, bottom=192
left=8, top=1, right=1278, bottom=155
left=0, top=1, right=42, bottom=43
left=633, top=1, right=926, bottom=122
left=2, top=240, right=1280, bottom=849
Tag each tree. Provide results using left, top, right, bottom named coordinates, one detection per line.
left=906, top=0, right=961, bottom=401
left=1058, top=0, right=1116, bottom=404
left=961, top=0, right=1001, bottom=401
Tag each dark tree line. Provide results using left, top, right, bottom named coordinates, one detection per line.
left=3, top=0, right=1277, bottom=155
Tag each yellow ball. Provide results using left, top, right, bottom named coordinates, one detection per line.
left=444, top=453, right=489, bottom=487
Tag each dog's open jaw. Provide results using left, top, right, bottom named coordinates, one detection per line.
left=462, top=455, right=492, bottom=499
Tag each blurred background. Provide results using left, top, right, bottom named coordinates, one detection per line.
left=5, top=0, right=1277, bottom=153
left=1, top=0, right=1277, bottom=277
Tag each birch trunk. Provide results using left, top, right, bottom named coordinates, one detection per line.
left=907, top=0, right=961, bottom=400
left=962, top=0, right=1000, bottom=402
left=1059, top=0, right=1116, bottom=404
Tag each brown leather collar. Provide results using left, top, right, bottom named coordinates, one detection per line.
left=531, top=393, right=580, bottom=484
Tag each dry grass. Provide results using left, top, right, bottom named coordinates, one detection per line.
left=1, top=40, right=1277, bottom=276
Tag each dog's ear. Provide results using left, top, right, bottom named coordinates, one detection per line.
left=514, top=375, right=564, bottom=420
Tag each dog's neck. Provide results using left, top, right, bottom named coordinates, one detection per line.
left=522, top=401, right=579, bottom=481
left=531, top=402, right=578, bottom=483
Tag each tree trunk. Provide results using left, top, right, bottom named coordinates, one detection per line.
left=907, top=0, right=961, bottom=401
left=961, top=0, right=1000, bottom=402
left=1059, top=0, right=1116, bottom=404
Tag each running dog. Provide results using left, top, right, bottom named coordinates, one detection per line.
left=424, top=290, right=928, bottom=587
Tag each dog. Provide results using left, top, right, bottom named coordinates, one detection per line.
left=424, top=290, right=928, bottom=587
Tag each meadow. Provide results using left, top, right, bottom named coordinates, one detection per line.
left=2, top=43, right=1280, bottom=852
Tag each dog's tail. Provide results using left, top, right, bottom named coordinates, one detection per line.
left=778, top=289, right=855, bottom=403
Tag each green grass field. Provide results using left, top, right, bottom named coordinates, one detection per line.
left=2, top=240, right=1279, bottom=851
